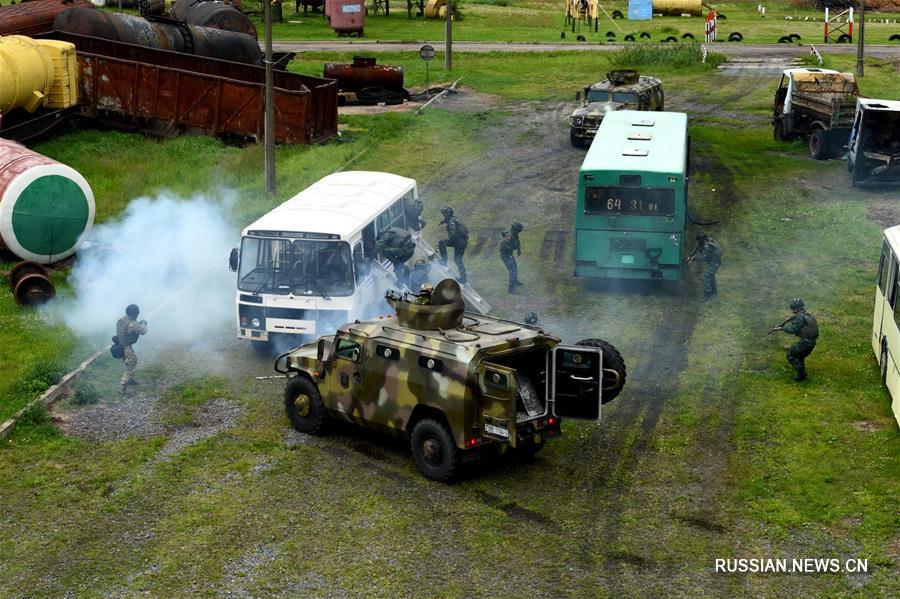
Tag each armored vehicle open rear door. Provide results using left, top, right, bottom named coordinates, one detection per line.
left=551, top=345, right=603, bottom=420
left=478, top=362, right=519, bottom=448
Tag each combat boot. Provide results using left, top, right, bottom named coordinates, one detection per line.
left=795, top=368, right=807, bottom=382
left=702, top=293, right=712, bottom=302
left=508, top=284, right=517, bottom=294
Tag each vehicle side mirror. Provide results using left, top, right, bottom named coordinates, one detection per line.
left=351, top=347, right=360, bottom=362
left=575, top=91, right=581, bottom=101
left=229, top=247, right=240, bottom=272
left=317, top=337, right=334, bottom=362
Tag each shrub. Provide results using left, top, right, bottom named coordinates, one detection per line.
left=18, top=404, right=49, bottom=426
left=15, top=361, right=65, bottom=397
left=72, top=379, right=100, bottom=406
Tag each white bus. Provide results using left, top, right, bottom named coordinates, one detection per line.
left=872, top=224, right=900, bottom=427
left=231, top=171, right=420, bottom=346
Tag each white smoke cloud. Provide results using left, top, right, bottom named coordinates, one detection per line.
left=45, top=192, right=238, bottom=359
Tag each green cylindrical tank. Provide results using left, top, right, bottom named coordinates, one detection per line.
left=0, top=139, right=95, bottom=265
left=0, top=35, right=54, bottom=114
left=652, top=0, right=703, bottom=16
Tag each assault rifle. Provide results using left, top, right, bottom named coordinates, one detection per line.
left=766, top=315, right=795, bottom=336
left=685, top=242, right=702, bottom=264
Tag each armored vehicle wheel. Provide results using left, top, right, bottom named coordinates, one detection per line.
left=410, top=418, right=459, bottom=481
left=809, top=129, right=830, bottom=160
left=570, top=128, right=586, bottom=148
left=575, top=338, right=627, bottom=403
left=284, top=376, right=328, bottom=434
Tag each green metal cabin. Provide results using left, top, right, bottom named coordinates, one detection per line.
left=574, top=110, right=689, bottom=281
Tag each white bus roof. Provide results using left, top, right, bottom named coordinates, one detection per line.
left=242, top=171, right=416, bottom=238
left=885, top=226, right=900, bottom=250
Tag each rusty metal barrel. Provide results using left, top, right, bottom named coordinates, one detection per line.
left=7, top=261, right=56, bottom=306
left=171, top=0, right=257, bottom=39
left=52, top=8, right=263, bottom=65
left=0, top=0, right=95, bottom=37
left=0, top=138, right=95, bottom=265
left=323, top=56, right=404, bottom=92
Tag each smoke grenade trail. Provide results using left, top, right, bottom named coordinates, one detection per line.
left=44, top=192, right=238, bottom=363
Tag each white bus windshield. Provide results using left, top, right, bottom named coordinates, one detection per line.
left=238, top=237, right=354, bottom=297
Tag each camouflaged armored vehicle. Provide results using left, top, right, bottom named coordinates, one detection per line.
left=275, top=279, right=627, bottom=481
left=569, top=69, right=664, bottom=148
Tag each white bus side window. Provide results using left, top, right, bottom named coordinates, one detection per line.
left=889, top=257, right=900, bottom=308
left=893, top=275, right=900, bottom=325
left=362, top=223, right=377, bottom=257
left=878, top=241, right=892, bottom=291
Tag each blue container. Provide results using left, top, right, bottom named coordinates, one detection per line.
left=629, top=0, right=652, bottom=20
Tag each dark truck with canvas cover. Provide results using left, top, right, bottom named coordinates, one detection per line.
left=773, top=68, right=858, bottom=160
left=847, top=98, right=900, bottom=187
left=569, top=69, right=664, bottom=148
left=275, top=279, right=627, bottom=481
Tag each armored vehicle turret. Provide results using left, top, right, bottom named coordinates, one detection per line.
left=275, top=279, right=627, bottom=481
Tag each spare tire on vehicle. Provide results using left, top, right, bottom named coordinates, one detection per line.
left=575, top=338, right=626, bottom=403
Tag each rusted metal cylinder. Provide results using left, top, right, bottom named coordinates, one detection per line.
left=0, top=0, right=95, bottom=37
left=52, top=8, right=263, bottom=65
left=13, top=272, right=56, bottom=306
left=171, top=0, right=257, bottom=39
left=323, top=57, right=404, bottom=92
left=0, top=138, right=96, bottom=265
left=8, top=261, right=49, bottom=292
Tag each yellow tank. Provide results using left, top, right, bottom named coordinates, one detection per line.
left=652, top=0, right=704, bottom=16
left=424, top=0, right=443, bottom=19
left=37, top=39, right=78, bottom=109
left=0, top=36, right=78, bottom=114
left=0, top=35, right=53, bottom=114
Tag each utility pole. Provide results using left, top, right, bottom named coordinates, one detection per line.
left=264, top=0, right=276, bottom=195
left=445, top=0, right=453, bottom=71
left=856, top=0, right=865, bottom=78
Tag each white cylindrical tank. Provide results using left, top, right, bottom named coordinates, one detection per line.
left=0, top=138, right=95, bottom=264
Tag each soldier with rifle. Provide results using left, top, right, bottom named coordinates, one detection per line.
left=686, top=231, right=723, bottom=302
left=769, top=297, right=819, bottom=381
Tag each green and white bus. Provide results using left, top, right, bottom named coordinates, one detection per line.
left=574, top=110, right=689, bottom=280
left=872, top=225, right=900, bottom=427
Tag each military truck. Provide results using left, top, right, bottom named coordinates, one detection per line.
left=569, top=69, right=664, bottom=148
left=275, top=279, right=627, bottom=481
left=772, top=68, right=858, bottom=160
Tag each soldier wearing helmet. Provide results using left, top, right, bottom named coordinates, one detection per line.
left=438, top=206, right=469, bottom=285
left=416, top=283, right=434, bottom=305
left=523, top=312, right=539, bottom=326
left=686, top=230, right=724, bottom=302
left=772, top=298, right=819, bottom=381
left=499, top=222, right=525, bottom=294
left=116, top=304, right=148, bottom=393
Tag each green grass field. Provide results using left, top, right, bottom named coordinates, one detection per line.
left=240, top=0, right=900, bottom=45
left=1, top=36, right=899, bottom=596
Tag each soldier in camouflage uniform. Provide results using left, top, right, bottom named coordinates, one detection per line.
left=376, top=226, right=415, bottom=289
left=687, top=231, right=723, bottom=301
left=116, top=304, right=148, bottom=393
left=499, top=222, right=524, bottom=293
left=773, top=297, right=819, bottom=381
left=437, top=206, right=469, bottom=285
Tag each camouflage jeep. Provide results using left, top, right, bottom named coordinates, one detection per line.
left=275, top=279, right=627, bottom=481
left=569, top=69, right=665, bottom=148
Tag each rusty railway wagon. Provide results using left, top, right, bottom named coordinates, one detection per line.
left=1, top=32, right=338, bottom=145
left=0, top=0, right=95, bottom=37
